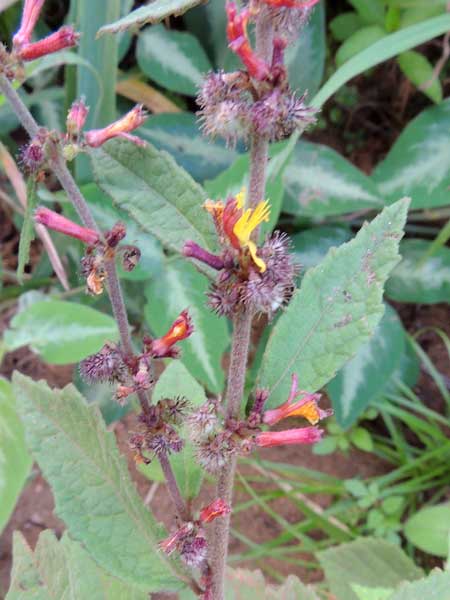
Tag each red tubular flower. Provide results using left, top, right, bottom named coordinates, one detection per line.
left=18, top=26, right=79, bottom=61
left=255, top=427, right=323, bottom=448
left=150, top=310, right=193, bottom=358
left=13, top=0, right=45, bottom=48
left=66, top=98, right=89, bottom=138
left=199, top=499, right=231, bottom=524
left=84, top=105, right=147, bottom=148
left=183, top=241, right=225, bottom=271
left=263, top=373, right=333, bottom=426
left=35, top=207, right=99, bottom=245
left=260, top=0, right=320, bottom=7
left=226, top=2, right=270, bottom=81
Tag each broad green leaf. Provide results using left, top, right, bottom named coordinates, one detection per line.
left=397, top=50, right=442, bottom=103
left=140, top=362, right=207, bottom=499
left=225, top=569, right=319, bottom=599
left=13, top=373, right=184, bottom=591
left=328, top=304, right=405, bottom=429
left=145, top=260, right=229, bottom=392
left=0, top=87, right=64, bottom=135
left=351, top=585, right=393, bottom=600
left=139, top=113, right=238, bottom=182
left=312, top=14, right=450, bottom=108
left=4, top=300, right=118, bottom=364
left=17, top=178, right=37, bottom=283
left=283, top=141, right=382, bottom=219
left=6, top=531, right=148, bottom=599
left=404, top=503, right=450, bottom=558
left=91, top=138, right=216, bottom=253
left=98, top=0, right=204, bottom=36
left=291, top=225, right=353, bottom=273
left=318, top=538, right=423, bottom=600
left=386, top=240, right=450, bottom=304
left=137, top=25, right=211, bottom=97
left=329, top=12, right=363, bottom=42
left=183, top=0, right=231, bottom=69
left=0, top=379, right=32, bottom=534
left=389, top=569, right=450, bottom=600
left=399, top=5, right=445, bottom=29
left=258, top=199, right=409, bottom=407
left=80, top=183, right=164, bottom=282
left=336, top=26, right=387, bottom=67
left=348, top=0, right=385, bottom=26
left=286, top=2, right=326, bottom=96
left=372, top=98, right=450, bottom=209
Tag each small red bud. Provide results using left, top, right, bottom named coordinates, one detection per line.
left=66, top=98, right=89, bottom=138
left=35, top=207, right=99, bottom=245
left=150, top=310, right=193, bottom=358
left=84, top=105, right=147, bottom=148
left=199, top=499, right=231, bottom=524
left=13, top=0, right=45, bottom=48
left=18, top=26, right=79, bottom=61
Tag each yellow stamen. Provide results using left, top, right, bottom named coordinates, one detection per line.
left=235, top=187, right=246, bottom=210
left=233, top=200, right=271, bottom=272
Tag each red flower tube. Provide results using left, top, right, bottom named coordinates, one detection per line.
left=13, top=0, right=46, bottom=48
left=199, top=499, right=231, bottom=524
left=150, top=310, right=193, bottom=358
left=255, top=427, right=323, bottom=447
left=35, top=207, right=99, bottom=245
left=84, top=105, right=147, bottom=148
left=18, top=26, right=79, bottom=61
left=260, top=0, right=320, bottom=7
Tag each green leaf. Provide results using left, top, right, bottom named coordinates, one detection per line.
left=348, top=0, right=386, bottom=26
left=386, top=240, right=450, bottom=304
left=312, top=14, right=450, bottom=108
left=286, top=2, right=326, bottom=96
left=225, top=569, right=319, bottom=599
left=13, top=373, right=184, bottom=591
left=318, top=538, right=423, bottom=600
left=0, top=379, right=32, bottom=534
left=98, top=0, right=204, bottom=36
left=257, top=199, right=409, bottom=408
left=404, top=503, right=450, bottom=558
left=139, top=112, right=238, bottom=182
left=183, top=0, right=229, bottom=69
left=17, top=178, right=37, bottom=284
left=389, top=569, right=450, bottom=600
left=137, top=25, right=211, bottom=96
left=291, top=225, right=353, bottom=273
left=328, top=304, right=405, bottom=429
left=4, top=300, right=119, bottom=364
left=336, top=26, right=387, bottom=67
left=145, top=260, right=229, bottom=392
left=141, top=362, right=207, bottom=499
left=330, top=12, right=363, bottom=42
left=372, top=98, right=450, bottom=209
left=312, top=435, right=338, bottom=455
left=397, top=50, right=442, bottom=103
left=6, top=531, right=148, bottom=599
left=350, top=427, right=374, bottom=452
left=283, top=141, right=382, bottom=219
left=351, top=584, right=394, bottom=600
left=399, top=5, right=446, bottom=29
left=91, top=138, right=217, bottom=254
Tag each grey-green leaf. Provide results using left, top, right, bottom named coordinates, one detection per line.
left=283, top=141, right=382, bottom=218
left=372, top=98, right=450, bottom=210
left=224, top=569, right=319, bottom=599
left=91, top=138, right=216, bottom=253
left=386, top=239, right=450, bottom=304
left=404, top=503, right=450, bottom=558
left=145, top=260, right=229, bottom=392
left=389, top=569, right=450, bottom=600
left=328, top=304, right=405, bottom=429
left=0, top=379, right=32, bottom=534
left=137, top=25, right=211, bottom=96
left=318, top=538, right=423, bottom=600
left=4, top=300, right=119, bottom=364
left=257, top=199, right=409, bottom=408
left=98, top=0, right=204, bottom=35
left=13, top=373, right=184, bottom=591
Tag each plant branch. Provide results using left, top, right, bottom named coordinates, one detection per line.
left=0, top=72, right=189, bottom=523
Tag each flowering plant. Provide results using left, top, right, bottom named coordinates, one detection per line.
left=0, top=0, right=424, bottom=598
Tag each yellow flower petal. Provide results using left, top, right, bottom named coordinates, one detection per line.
left=247, top=240, right=266, bottom=273
left=289, top=401, right=320, bottom=425
left=235, top=188, right=246, bottom=210
left=233, top=200, right=271, bottom=245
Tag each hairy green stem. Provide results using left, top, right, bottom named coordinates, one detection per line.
left=0, top=72, right=189, bottom=522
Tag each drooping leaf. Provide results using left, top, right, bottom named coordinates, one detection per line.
left=385, top=239, right=450, bottom=304
left=6, top=531, right=148, bottom=599
left=372, top=98, right=450, bottom=209
left=389, top=569, right=450, bottom=600
left=91, top=138, right=216, bottom=253
left=137, top=25, right=211, bottom=97
left=0, top=379, right=32, bottom=534
left=283, top=141, right=382, bottom=219
left=140, top=361, right=207, bottom=499
left=397, top=50, right=442, bottom=104
left=404, top=503, right=450, bottom=558
left=257, top=199, right=409, bottom=408
left=139, top=113, right=238, bottom=182
left=98, top=0, right=204, bottom=36
left=225, top=569, right=319, bottom=599
left=13, top=373, right=184, bottom=591
left=4, top=300, right=119, bottom=364
left=17, top=177, right=37, bottom=283
left=318, top=538, right=423, bottom=600
left=328, top=304, right=405, bottom=429
left=145, top=260, right=229, bottom=392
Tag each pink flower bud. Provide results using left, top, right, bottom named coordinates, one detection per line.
left=13, top=0, right=45, bottom=48
left=18, top=25, right=79, bottom=61
left=183, top=241, right=225, bottom=270
left=84, top=105, right=147, bottom=148
left=35, top=207, right=99, bottom=245
left=66, top=98, right=89, bottom=137
left=199, top=499, right=231, bottom=524
left=261, top=0, right=320, bottom=7
left=255, top=427, right=323, bottom=448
